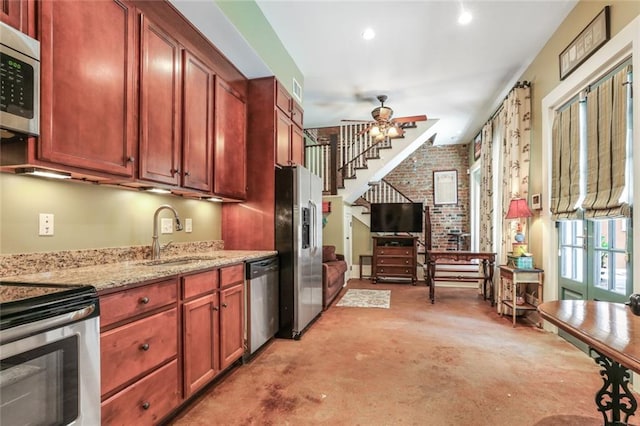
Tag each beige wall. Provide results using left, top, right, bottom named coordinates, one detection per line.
left=321, top=195, right=344, bottom=252
left=0, top=173, right=221, bottom=254
left=515, top=0, right=640, bottom=262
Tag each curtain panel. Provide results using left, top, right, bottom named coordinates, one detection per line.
left=479, top=121, right=494, bottom=254
left=582, top=66, right=631, bottom=218
left=500, top=85, right=532, bottom=261
left=550, top=101, right=581, bottom=219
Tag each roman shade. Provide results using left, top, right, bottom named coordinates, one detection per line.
left=550, top=100, right=581, bottom=220
left=582, top=65, right=632, bottom=219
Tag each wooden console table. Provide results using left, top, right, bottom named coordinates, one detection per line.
left=539, top=300, right=640, bottom=425
left=425, top=251, right=496, bottom=304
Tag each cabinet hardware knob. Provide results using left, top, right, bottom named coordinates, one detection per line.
left=142, top=402, right=150, bottom=410
left=140, top=343, right=150, bottom=351
left=222, top=303, right=228, bottom=308
left=184, top=171, right=190, bottom=176
left=139, top=297, right=149, bottom=304
left=171, top=168, right=180, bottom=175
left=213, top=306, right=219, bottom=311
left=127, top=156, right=135, bottom=163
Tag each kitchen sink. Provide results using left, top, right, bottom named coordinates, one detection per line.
left=143, top=256, right=220, bottom=267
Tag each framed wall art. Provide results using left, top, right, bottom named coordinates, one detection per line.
left=559, top=6, right=609, bottom=80
left=531, top=193, right=542, bottom=210
left=473, top=132, right=481, bottom=161
left=433, top=170, right=458, bottom=206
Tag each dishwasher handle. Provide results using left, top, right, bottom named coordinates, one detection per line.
left=247, top=257, right=279, bottom=278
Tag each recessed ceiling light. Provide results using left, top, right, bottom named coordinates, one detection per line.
left=362, top=28, right=375, bottom=41
left=458, top=9, right=472, bottom=25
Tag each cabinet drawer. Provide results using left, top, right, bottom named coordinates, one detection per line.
left=377, top=257, right=414, bottom=266
left=101, top=359, right=179, bottom=426
left=100, top=279, right=177, bottom=328
left=220, top=263, right=244, bottom=286
left=375, top=247, right=414, bottom=256
left=101, top=308, right=178, bottom=396
left=376, top=266, right=414, bottom=276
left=515, top=272, right=542, bottom=282
left=182, top=270, right=219, bottom=299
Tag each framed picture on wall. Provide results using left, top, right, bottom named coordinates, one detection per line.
left=433, top=170, right=458, bottom=206
left=559, top=6, right=610, bottom=80
left=473, top=132, right=482, bottom=161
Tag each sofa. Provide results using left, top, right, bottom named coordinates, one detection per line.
left=322, top=245, right=348, bottom=310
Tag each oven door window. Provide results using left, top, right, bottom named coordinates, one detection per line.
left=0, top=335, right=78, bottom=426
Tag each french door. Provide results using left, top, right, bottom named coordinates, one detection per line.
left=558, top=218, right=633, bottom=348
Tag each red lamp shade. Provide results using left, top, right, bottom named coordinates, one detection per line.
left=505, top=198, right=533, bottom=219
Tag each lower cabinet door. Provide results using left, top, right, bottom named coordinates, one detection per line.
left=182, top=293, right=219, bottom=397
left=101, top=359, right=179, bottom=426
left=220, top=283, right=244, bottom=369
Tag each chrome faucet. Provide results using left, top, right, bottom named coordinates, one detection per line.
left=151, top=205, right=184, bottom=260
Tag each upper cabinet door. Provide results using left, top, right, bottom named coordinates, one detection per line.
left=214, top=78, right=246, bottom=200
left=38, top=0, right=136, bottom=177
left=139, top=14, right=181, bottom=186
left=182, top=50, right=214, bottom=192
left=1, top=0, right=32, bottom=34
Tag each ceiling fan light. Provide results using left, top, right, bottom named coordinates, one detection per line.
left=374, top=133, right=385, bottom=142
left=369, top=126, right=381, bottom=137
left=387, top=126, right=399, bottom=138
left=372, top=106, right=393, bottom=122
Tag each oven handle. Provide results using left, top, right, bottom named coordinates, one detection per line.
left=0, top=303, right=97, bottom=345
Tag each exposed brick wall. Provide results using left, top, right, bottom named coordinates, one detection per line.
left=385, top=143, right=470, bottom=251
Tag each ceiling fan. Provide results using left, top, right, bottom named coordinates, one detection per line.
left=343, top=95, right=427, bottom=140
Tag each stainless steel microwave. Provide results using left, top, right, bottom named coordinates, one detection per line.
left=0, top=21, right=40, bottom=139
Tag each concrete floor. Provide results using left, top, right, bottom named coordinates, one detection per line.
left=169, top=279, right=616, bottom=426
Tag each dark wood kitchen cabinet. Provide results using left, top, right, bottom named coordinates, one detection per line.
left=182, top=50, right=215, bottom=192
left=99, top=278, right=180, bottom=425
left=222, top=76, right=301, bottom=249
left=38, top=0, right=137, bottom=177
left=275, top=82, right=304, bottom=166
left=182, top=264, right=244, bottom=398
left=0, top=0, right=34, bottom=35
left=214, top=77, right=247, bottom=199
left=138, top=14, right=182, bottom=186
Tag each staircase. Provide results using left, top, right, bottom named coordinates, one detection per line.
left=305, top=118, right=439, bottom=207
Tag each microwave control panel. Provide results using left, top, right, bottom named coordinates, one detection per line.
left=0, top=52, right=35, bottom=119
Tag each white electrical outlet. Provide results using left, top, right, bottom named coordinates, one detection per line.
left=185, top=218, right=192, bottom=233
left=161, top=218, right=173, bottom=234
left=39, top=213, right=54, bottom=236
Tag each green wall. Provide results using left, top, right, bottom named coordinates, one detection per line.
left=0, top=173, right=221, bottom=254
left=215, top=0, right=303, bottom=100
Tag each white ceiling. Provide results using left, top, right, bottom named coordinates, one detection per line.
left=255, top=0, right=577, bottom=145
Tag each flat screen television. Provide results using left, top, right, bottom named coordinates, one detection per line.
left=370, top=202, right=423, bottom=233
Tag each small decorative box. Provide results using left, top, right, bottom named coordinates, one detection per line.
left=507, top=254, right=533, bottom=269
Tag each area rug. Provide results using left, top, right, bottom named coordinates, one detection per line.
left=336, top=289, right=390, bottom=309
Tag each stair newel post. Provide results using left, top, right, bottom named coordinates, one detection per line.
left=330, top=133, right=338, bottom=195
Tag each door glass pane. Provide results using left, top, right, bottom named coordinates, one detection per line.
left=612, top=219, right=627, bottom=251
left=612, top=252, right=628, bottom=294
left=594, top=249, right=608, bottom=289
left=573, top=248, right=583, bottom=282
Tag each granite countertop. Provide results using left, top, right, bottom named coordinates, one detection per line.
left=1, top=250, right=277, bottom=292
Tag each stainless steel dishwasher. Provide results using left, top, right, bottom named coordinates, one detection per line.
left=244, top=256, right=279, bottom=361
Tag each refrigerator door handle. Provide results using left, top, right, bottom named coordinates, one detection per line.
left=309, top=200, right=318, bottom=249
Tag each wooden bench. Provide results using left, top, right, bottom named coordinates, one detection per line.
left=425, top=251, right=496, bottom=304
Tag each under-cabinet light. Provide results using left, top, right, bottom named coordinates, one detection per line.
left=143, top=187, right=172, bottom=194
left=15, top=167, right=72, bottom=179
left=203, top=197, right=223, bottom=202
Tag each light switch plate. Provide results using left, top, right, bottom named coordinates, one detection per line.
left=161, top=218, right=173, bottom=234
left=185, top=218, right=192, bottom=233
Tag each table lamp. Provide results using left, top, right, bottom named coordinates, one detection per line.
left=505, top=198, right=533, bottom=255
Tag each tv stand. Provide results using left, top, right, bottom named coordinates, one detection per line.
left=372, top=236, right=418, bottom=285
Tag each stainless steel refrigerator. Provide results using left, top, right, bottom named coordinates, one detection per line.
left=275, top=165, right=323, bottom=340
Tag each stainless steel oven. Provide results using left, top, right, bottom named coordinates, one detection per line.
left=0, top=282, right=100, bottom=425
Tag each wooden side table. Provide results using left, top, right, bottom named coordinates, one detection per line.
left=499, top=265, right=543, bottom=327
left=359, top=254, right=373, bottom=280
